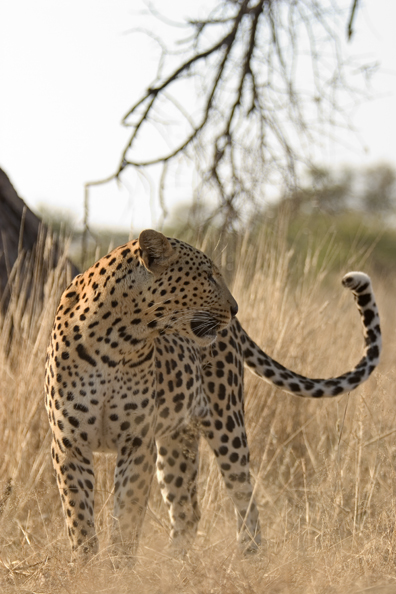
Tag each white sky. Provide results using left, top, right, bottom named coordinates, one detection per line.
left=0, top=0, right=395, bottom=231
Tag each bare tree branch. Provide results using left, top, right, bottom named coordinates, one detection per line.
left=347, top=0, right=360, bottom=40
left=85, top=0, right=374, bottom=232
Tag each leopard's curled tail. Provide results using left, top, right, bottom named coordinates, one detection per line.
left=239, top=272, right=381, bottom=398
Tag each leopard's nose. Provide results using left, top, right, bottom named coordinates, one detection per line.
left=230, top=303, right=238, bottom=317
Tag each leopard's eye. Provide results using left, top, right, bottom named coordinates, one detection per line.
left=207, top=272, right=216, bottom=284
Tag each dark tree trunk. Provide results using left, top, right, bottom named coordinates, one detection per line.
left=0, top=167, right=78, bottom=310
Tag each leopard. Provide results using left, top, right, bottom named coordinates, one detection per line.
left=44, top=229, right=381, bottom=560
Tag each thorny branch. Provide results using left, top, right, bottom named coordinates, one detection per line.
left=85, top=0, right=373, bottom=237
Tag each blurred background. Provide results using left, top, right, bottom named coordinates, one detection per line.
left=0, top=0, right=396, bottom=271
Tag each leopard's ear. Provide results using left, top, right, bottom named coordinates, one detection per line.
left=139, top=229, right=175, bottom=273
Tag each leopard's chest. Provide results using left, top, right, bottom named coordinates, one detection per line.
left=151, top=335, right=208, bottom=435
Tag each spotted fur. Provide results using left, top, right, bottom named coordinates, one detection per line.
left=44, top=231, right=381, bottom=559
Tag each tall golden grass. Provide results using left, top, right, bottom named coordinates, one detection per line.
left=0, top=220, right=395, bottom=593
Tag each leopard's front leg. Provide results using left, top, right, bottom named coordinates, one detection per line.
left=156, top=426, right=201, bottom=555
left=51, top=437, right=98, bottom=558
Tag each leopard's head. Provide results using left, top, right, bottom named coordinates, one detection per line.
left=138, top=230, right=238, bottom=346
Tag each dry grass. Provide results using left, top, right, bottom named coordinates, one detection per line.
left=0, top=222, right=395, bottom=593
